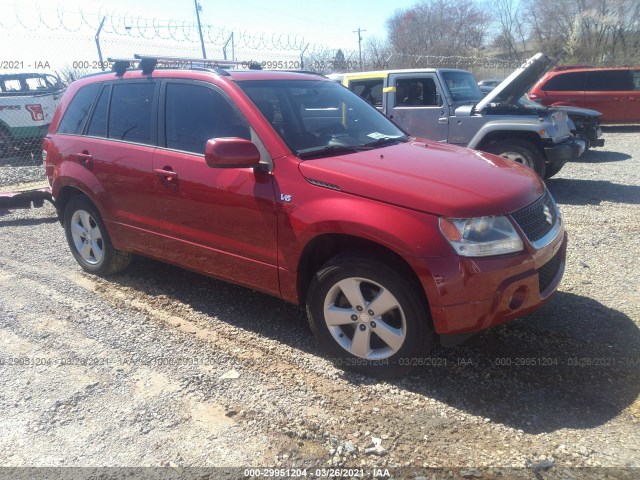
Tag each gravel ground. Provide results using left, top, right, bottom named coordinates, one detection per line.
left=0, top=129, right=638, bottom=479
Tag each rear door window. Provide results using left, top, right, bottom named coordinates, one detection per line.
left=108, top=83, right=156, bottom=145
left=57, top=83, right=101, bottom=135
left=586, top=70, right=632, bottom=91
left=542, top=72, right=586, bottom=91
left=86, top=85, right=111, bottom=138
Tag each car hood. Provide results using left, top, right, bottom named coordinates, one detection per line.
left=476, top=53, right=554, bottom=111
left=298, top=140, right=544, bottom=218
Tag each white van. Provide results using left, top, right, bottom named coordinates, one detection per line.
left=0, top=71, right=64, bottom=159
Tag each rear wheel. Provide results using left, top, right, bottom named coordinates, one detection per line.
left=64, top=196, right=132, bottom=275
left=306, top=254, right=435, bottom=377
left=487, top=139, right=546, bottom=178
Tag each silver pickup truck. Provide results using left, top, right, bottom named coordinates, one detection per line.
left=337, top=53, right=586, bottom=179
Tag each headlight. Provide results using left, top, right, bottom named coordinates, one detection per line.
left=439, top=215, right=523, bottom=257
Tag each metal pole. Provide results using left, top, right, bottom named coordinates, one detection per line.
left=194, top=0, right=207, bottom=59
left=300, top=43, right=309, bottom=70
left=353, top=27, right=366, bottom=70
left=95, top=16, right=106, bottom=71
left=223, top=33, right=233, bottom=61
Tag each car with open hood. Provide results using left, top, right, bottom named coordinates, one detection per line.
left=339, top=53, right=586, bottom=179
left=480, top=85, right=605, bottom=151
left=44, top=56, right=567, bottom=376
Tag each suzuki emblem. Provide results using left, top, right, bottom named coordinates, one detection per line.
left=543, top=204, right=553, bottom=225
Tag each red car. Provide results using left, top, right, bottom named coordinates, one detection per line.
left=44, top=57, right=567, bottom=375
left=529, top=66, right=640, bottom=124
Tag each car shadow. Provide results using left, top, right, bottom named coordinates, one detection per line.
left=601, top=125, right=640, bottom=134
left=0, top=214, right=59, bottom=226
left=109, top=257, right=640, bottom=435
left=546, top=178, right=640, bottom=205
left=575, top=149, right=631, bottom=163
left=361, top=291, right=640, bottom=434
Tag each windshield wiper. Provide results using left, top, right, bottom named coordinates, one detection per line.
left=360, top=136, right=408, bottom=148
left=297, top=144, right=365, bottom=159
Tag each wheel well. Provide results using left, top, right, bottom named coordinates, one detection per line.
left=54, top=186, right=86, bottom=221
left=476, top=131, right=544, bottom=153
left=297, top=234, right=428, bottom=309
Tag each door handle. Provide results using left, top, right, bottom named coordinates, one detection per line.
left=438, top=117, right=448, bottom=124
left=76, top=151, right=93, bottom=168
left=154, top=167, right=179, bottom=185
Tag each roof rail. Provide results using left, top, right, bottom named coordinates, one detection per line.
left=106, top=55, right=263, bottom=76
left=553, top=64, right=596, bottom=71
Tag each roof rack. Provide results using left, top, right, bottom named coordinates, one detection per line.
left=106, top=55, right=263, bottom=76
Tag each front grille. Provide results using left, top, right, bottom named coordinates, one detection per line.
left=511, top=192, right=558, bottom=243
left=537, top=249, right=562, bottom=293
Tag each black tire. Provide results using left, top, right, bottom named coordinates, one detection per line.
left=63, top=195, right=132, bottom=275
left=306, top=254, right=435, bottom=377
left=543, top=162, right=565, bottom=179
left=0, top=129, right=14, bottom=160
left=486, top=139, right=546, bottom=178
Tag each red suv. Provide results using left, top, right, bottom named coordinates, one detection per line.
left=529, top=66, right=640, bottom=124
left=44, top=56, right=567, bottom=375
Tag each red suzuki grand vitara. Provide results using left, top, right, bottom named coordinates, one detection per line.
left=44, top=56, right=567, bottom=375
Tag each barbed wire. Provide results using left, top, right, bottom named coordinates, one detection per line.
left=1, top=4, right=341, bottom=54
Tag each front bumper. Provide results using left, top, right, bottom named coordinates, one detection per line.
left=544, top=138, right=586, bottom=164
left=419, top=228, right=567, bottom=335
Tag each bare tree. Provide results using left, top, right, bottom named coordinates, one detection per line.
left=386, top=0, right=490, bottom=63
left=363, top=37, right=392, bottom=70
left=524, top=0, right=640, bottom=64
left=492, top=0, right=527, bottom=61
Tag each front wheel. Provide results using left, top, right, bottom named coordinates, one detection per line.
left=64, top=196, right=132, bottom=275
left=543, top=162, right=565, bottom=179
left=306, top=254, right=435, bottom=376
left=487, top=139, right=546, bottom=178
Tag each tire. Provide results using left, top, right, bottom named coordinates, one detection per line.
left=0, top=129, right=14, bottom=160
left=306, top=254, right=435, bottom=377
left=543, top=162, right=565, bottom=179
left=487, top=139, right=546, bottom=178
left=63, top=196, right=132, bottom=275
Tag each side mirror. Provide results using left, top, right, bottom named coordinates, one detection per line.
left=204, top=138, right=261, bottom=169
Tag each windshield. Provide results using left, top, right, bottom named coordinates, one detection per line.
left=441, top=71, right=483, bottom=103
left=238, top=79, right=407, bottom=158
left=517, top=95, right=546, bottom=110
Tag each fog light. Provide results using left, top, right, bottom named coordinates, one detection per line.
left=509, top=286, right=528, bottom=310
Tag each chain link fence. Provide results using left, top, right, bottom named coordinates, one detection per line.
left=0, top=6, right=521, bottom=190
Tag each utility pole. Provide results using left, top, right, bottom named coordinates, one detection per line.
left=194, top=0, right=207, bottom=58
left=353, top=27, right=366, bottom=70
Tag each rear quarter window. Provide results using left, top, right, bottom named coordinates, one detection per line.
left=57, top=83, right=101, bottom=135
left=633, top=71, right=640, bottom=90
left=586, top=70, right=633, bottom=91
